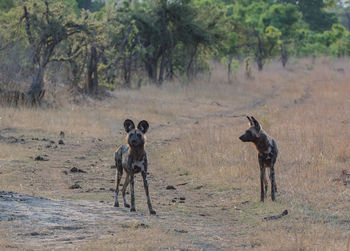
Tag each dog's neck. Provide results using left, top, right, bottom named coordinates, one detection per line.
left=128, top=145, right=145, bottom=161
left=254, top=132, right=272, bottom=154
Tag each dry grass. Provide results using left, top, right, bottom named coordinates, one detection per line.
left=2, top=57, right=350, bottom=249
left=161, top=58, right=350, bottom=249
left=76, top=226, right=183, bottom=251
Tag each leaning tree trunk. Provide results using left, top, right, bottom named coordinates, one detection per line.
left=186, top=44, right=198, bottom=80
left=86, top=46, right=98, bottom=95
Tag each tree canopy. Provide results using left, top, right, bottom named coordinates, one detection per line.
left=0, top=0, right=349, bottom=99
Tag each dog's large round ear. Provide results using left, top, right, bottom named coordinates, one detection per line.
left=137, top=120, right=149, bottom=134
left=124, top=119, right=135, bottom=133
left=247, top=116, right=254, bottom=126
left=251, top=116, right=261, bottom=131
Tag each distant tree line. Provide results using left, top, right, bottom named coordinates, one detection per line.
left=0, top=0, right=349, bottom=102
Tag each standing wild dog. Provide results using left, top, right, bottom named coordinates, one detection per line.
left=239, top=116, right=278, bottom=202
left=114, top=119, right=156, bottom=215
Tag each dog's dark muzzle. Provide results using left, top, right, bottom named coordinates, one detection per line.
left=239, top=134, right=250, bottom=142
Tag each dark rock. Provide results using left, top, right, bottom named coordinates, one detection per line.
left=110, top=165, right=116, bottom=169
left=69, top=183, right=81, bottom=189
left=34, top=156, right=49, bottom=161
left=135, top=223, right=149, bottom=229
left=166, top=185, right=176, bottom=190
left=174, top=229, right=188, bottom=233
left=58, top=139, right=64, bottom=145
left=70, top=167, right=87, bottom=173
left=49, top=140, right=55, bottom=144
left=179, top=197, right=186, bottom=201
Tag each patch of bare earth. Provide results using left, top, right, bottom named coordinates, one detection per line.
left=1, top=58, right=350, bottom=250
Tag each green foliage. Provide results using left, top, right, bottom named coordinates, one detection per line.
left=279, top=0, right=337, bottom=32
left=1, top=0, right=350, bottom=93
left=0, top=0, right=14, bottom=12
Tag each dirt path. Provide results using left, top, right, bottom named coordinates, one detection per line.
left=0, top=80, right=302, bottom=250
left=0, top=191, right=146, bottom=249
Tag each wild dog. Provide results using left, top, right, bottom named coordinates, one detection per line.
left=114, top=119, right=156, bottom=215
left=239, top=116, right=278, bottom=202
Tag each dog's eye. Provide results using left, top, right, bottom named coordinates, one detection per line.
left=137, top=134, right=142, bottom=138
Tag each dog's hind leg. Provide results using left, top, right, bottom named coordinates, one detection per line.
left=122, top=173, right=130, bottom=208
left=268, top=167, right=277, bottom=193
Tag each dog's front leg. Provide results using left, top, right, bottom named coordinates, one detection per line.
left=141, top=158, right=156, bottom=215
left=127, top=157, right=136, bottom=212
left=114, top=166, right=122, bottom=207
left=259, top=156, right=265, bottom=202
left=130, top=169, right=136, bottom=212
left=122, top=173, right=130, bottom=208
left=270, top=165, right=276, bottom=201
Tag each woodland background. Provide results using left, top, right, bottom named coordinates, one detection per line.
left=1, top=0, right=350, bottom=102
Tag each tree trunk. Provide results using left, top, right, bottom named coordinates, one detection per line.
left=158, top=49, right=166, bottom=85
left=256, top=36, right=264, bottom=71
left=145, top=56, right=158, bottom=83
left=28, top=66, right=45, bottom=105
left=86, top=46, right=98, bottom=95
left=227, top=56, right=233, bottom=83
left=69, top=60, right=81, bottom=88
left=281, top=42, right=288, bottom=68
left=123, top=54, right=132, bottom=88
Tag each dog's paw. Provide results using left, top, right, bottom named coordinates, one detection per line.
left=114, top=202, right=119, bottom=207
left=130, top=208, right=136, bottom=212
left=124, top=203, right=130, bottom=208
left=149, top=209, right=156, bottom=215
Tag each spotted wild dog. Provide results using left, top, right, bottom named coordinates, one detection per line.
left=114, top=119, right=156, bottom=215
left=239, top=116, right=278, bottom=202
